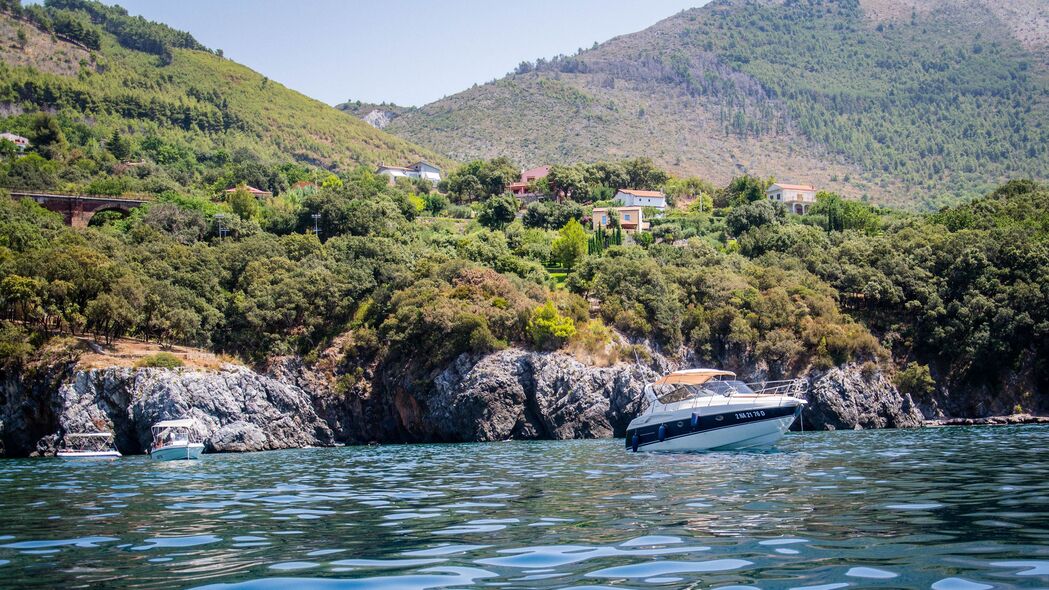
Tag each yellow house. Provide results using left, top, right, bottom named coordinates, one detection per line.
left=592, top=206, right=649, bottom=233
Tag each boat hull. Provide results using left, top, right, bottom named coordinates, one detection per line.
left=626, top=404, right=801, bottom=452
left=56, top=450, right=122, bottom=459
left=149, top=443, right=204, bottom=461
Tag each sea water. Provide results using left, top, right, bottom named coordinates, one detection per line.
left=1, top=426, right=1048, bottom=589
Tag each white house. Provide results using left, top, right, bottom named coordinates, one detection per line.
left=0, top=132, right=30, bottom=152
left=614, top=189, right=666, bottom=210
left=376, top=161, right=442, bottom=184
left=766, top=183, right=817, bottom=214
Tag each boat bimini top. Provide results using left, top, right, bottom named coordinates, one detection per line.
left=62, top=432, right=117, bottom=451
left=152, top=419, right=196, bottom=431
left=649, top=370, right=754, bottom=405
left=654, top=369, right=736, bottom=385
left=151, top=419, right=200, bottom=444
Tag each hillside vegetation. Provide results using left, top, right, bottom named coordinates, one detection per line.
left=0, top=0, right=450, bottom=196
left=368, top=0, right=1049, bottom=208
left=2, top=157, right=1046, bottom=416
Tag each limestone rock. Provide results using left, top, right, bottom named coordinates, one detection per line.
left=209, top=421, right=268, bottom=452
left=416, top=349, right=657, bottom=442
left=802, top=364, right=924, bottom=430
left=2, top=364, right=333, bottom=456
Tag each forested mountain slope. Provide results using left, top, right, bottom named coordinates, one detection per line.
left=370, top=0, right=1049, bottom=208
left=0, top=0, right=450, bottom=195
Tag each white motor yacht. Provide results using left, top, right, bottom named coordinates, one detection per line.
left=56, top=432, right=122, bottom=459
left=626, top=369, right=807, bottom=452
left=149, top=419, right=205, bottom=461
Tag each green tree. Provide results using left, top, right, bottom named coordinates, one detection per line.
left=0, top=139, right=18, bottom=161
left=522, top=200, right=584, bottom=229
left=809, top=192, right=878, bottom=233
left=107, top=130, right=131, bottom=161
left=720, top=175, right=770, bottom=207
left=321, top=175, right=343, bottom=190
left=546, top=164, right=588, bottom=201
left=622, top=157, right=669, bottom=189
left=552, top=218, right=588, bottom=268
left=2, top=153, right=59, bottom=189
left=477, top=193, right=519, bottom=230
left=227, top=185, right=260, bottom=221
left=726, top=200, right=785, bottom=236
left=29, top=113, right=67, bottom=159
left=422, top=192, right=449, bottom=216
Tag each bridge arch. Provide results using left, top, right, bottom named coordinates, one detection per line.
left=86, top=206, right=133, bottom=227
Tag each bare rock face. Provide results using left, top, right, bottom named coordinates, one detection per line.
left=409, top=349, right=657, bottom=442
left=311, top=348, right=658, bottom=444
left=5, top=364, right=333, bottom=456
left=362, top=109, right=398, bottom=129
left=801, top=364, right=924, bottom=430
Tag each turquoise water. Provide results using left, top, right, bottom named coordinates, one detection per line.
left=2, top=427, right=1049, bottom=589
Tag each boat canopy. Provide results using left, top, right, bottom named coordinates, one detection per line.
left=152, top=419, right=196, bottom=429
left=654, top=369, right=735, bottom=386
left=65, top=432, right=114, bottom=438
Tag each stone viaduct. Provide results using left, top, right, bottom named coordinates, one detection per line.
left=9, top=190, right=149, bottom=227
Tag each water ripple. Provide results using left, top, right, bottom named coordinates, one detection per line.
left=0, top=427, right=1047, bottom=588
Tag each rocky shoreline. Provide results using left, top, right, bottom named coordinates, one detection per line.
left=926, top=414, right=1049, bottom=427
left=0, top=347, right=941, bottom=457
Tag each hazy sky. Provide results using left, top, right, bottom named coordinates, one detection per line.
left=109, top=0, right=704, bottom=107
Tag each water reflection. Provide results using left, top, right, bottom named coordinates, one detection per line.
left=0, top=426, right=1046, bottom=588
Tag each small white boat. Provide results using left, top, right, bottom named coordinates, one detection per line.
left=626, top=369, right=807, bottom=452
left=149, top=419, right=205, bottom=461
left=57, top=432, right=122, bottom=459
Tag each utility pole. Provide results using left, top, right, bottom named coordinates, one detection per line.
left=312, top=213, right=321, bottom=237
left=214, top=213, right=228, bottom=239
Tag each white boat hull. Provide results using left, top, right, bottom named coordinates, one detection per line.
left=150, top=443, right=204, bottom=461
left=56, top=450, right=122, bottom=459
left=632, top=413, right=797, bottom=452
left=626, top=396, right=804, bottom=452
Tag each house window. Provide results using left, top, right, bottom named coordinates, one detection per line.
left=624, top=214, right=631, bottom=221
left=601, top=216, right=607, bottom=224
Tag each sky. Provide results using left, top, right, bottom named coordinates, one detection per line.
left=108, top=0, right=705, bottom=107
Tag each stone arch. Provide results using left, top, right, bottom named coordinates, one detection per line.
left=85, top=205, right=132, bottom=227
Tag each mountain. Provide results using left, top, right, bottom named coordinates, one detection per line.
left=361, top=0, right=1049, bottom=207
left=0, top=0, right=450, bottom=194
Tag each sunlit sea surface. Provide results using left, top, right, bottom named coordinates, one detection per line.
left=2, top=426, right=1049, bottom=589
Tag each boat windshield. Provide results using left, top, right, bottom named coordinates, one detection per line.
left=653, top=379, right=755, bottom=404
left=153, top=428, right=191, bottom=446
left=702, top=380, right=755, bottom=396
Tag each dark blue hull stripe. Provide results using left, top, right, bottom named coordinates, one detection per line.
left=627, top=405, right=799, bottom=449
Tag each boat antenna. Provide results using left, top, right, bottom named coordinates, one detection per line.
left=630, top=346, right=649, bottom=415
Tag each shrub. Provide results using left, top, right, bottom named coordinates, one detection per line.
left=527, top=301, right=576, bottom=350
left=894, top=363, right=935, bottom=398
left=0, top=321, right=34, bottom=368
left=134, top=352, right=184, bottom=369
left=567, top=319, right=619, bottom=366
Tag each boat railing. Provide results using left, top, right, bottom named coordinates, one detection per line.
left=744, top=378, right=808, bottom=398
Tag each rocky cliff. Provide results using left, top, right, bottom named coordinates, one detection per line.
left=0, top=363, right=333, bottom=456
left=801, top=365, right=924, bottom=430
left=1, top=348, right=924, bottom=457
left=275, top=349, right=660, bottom=444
